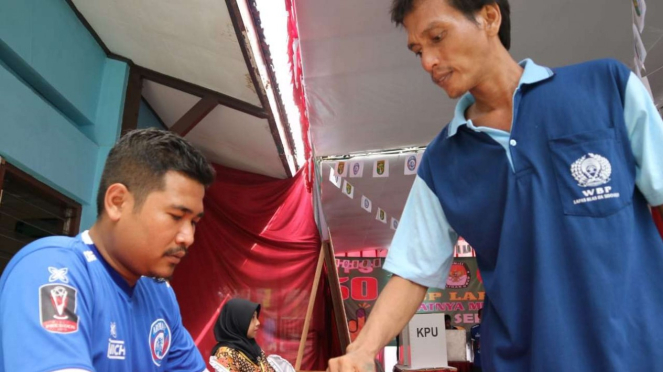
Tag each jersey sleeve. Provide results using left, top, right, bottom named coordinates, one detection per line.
left=623, top=72, right=663, bottom=206
left=383, top=168, right=458, bottom=289
left=0, top=245, right=94, bottom=371
left=163, top=287, right=206, bottom=372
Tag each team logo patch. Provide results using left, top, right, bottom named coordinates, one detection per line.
left=48, top=267, right=69, bottom=283
left=406, top=155, right=417, bottom=171
left=39, top=284, right=79, bottom=333
left=446, top=262, right=471, bottom=289
left=571, top=153, right=611, bottom=187
left=352, top=163, right=360, bottom=176
left=149, top=318, right=171, bottom=366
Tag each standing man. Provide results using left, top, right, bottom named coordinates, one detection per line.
left=327, top=0, right=663, bottom=371
left=0, top=129, right=216, bottom=371
left=470, top=309, right=482, bottom=372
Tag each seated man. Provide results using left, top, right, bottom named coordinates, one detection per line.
left=0, top=129, right=215, bottom=371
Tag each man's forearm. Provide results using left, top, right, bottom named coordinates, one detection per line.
left=348, top=275, right=428, bottom=356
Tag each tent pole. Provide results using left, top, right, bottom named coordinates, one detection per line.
left=296, top=247, right=325, bottom=370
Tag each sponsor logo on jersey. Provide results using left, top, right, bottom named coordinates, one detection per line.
left=48, top=267, right=69, bottom=283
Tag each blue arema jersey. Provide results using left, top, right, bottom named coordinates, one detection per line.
left=0, top=231, right=205, bottom=371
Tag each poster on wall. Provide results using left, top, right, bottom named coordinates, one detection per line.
left=336, top=257, right=389, bottom=342
left=337, top=256, right=485, bottom=342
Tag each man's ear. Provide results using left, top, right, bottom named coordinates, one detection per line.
left=104, top=183, right=132, bottom=222
left=477, top=3, right=502, bottom=38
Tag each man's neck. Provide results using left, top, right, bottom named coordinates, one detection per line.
left=467, top=50, right=523, bottom=118
left=88, top=222, right=139, bottom=287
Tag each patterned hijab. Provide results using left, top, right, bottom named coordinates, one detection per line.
left=211, top=298, right=263, bottom=363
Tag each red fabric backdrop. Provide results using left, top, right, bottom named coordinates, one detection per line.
left=171, top=163, right=330, bottom=370
left=654, top=207, right=663, bottom=239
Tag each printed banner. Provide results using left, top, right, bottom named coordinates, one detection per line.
left=349, top=161, right=364, bottom=178
left=419, top=257, right=484, bottom=329
left=336, top=258, right=390, bottom=343
left=373, top=160, right=389, bottom=178
left=361, top=196, right=372, bottom=213
left=454, top=237, right=476, bottom=257
left=337, top=257, right=485, bottom=341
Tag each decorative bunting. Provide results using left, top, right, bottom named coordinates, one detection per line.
left=631, top=0, right=646, bottom=33
left=336, top=161, right=348, bottom=177
left=329, top=167, right=342, bottom=188
left=376, top=208, right=387, bottom=224
left=342, top=180, right=355, bottom=199
left=373, top=159, right=389, bottom=178
left=404, top=153, right=423, bottom=175
left=361, top=196, right=372, bottom=213
left=349, top=161, right=364, bottom=178
left=390, top=218, right=399, bottom=230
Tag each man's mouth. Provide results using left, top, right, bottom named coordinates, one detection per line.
left=433, top=71, right=452, bottom=86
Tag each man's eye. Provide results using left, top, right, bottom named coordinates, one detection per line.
left=170, top=214, right=183, bottom=221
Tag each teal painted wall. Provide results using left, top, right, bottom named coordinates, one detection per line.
left=0, top=0, right=129, bottom=231
left=138, top=99, right=167, bottom=130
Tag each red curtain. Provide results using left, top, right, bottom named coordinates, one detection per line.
left=654, top=207, right=663, bottom=240
left=171, top=163, right=329, bottom=370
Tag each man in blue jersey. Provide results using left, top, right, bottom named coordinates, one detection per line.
left=327, top=1, right=663, bottom=372
left=470, top=309, right=482, bottom=372
left=0, top=129, right=215, bottom=371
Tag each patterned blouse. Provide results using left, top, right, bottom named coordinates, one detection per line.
left=211, top=346, right=277, bottom=372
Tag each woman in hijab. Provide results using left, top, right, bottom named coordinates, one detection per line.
left=210, top=298, right=276, bottom=372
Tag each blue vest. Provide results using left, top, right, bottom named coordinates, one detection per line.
left=419, top=59, right=663, bottom=371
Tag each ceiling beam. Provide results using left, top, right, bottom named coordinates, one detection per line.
left=169, top=96, right=218, bottom=137
left=131, top=63, right=268, bottom=119
left=65, top=1, right=269, bottom=120
left=120, top=65, right=143, bottom=135
left=225, top=0, right=293, bottom=178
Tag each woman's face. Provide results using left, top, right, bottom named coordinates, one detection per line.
left=247, top=311, right=260, bottom=339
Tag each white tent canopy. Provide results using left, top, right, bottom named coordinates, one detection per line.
left=298, top=0, right=663, bottom=252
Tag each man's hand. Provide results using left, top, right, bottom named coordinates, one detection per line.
left=327, top=346, right=376, bottom=372
left=327, top=276, right=428, bottom=372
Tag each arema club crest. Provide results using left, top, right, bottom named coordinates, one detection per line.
left=149, top=319, right=171, bottom=366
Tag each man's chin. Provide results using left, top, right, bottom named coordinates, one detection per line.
left=444, top=88, right=466, bottom=100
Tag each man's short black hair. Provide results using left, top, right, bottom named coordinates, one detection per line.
left=390, top=0, right=511, bottom=50
left=445, top=314, right=452, bottom=321
left=96, top=128, right=216, bottom=216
